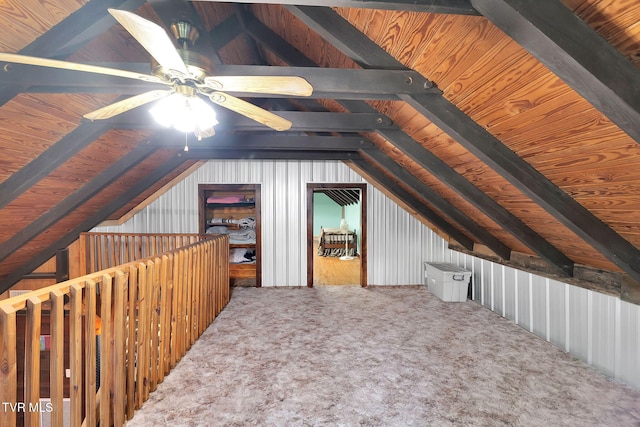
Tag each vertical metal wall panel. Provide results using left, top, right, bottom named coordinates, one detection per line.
left=481, top=259, right=492, bottom=309
left=385, top=200, right=399, bottom=284
left=620, top=300, right=640, bottom=389
left=491, top=263, right=503, bottom=314
left=548, top=279, right=566, bottom=348
left=261, top=161, right=276, bottom=285
left=568, top=284, right=590, bottom=362
left=591, top=292, right=617, bottom=377
left=503, top=266, right=517, bottom=320
left=531, top=274, right=547, bottom=339
left=516, top=269, right=531, bottom=331
left=472, top=257, right=483, bottom=305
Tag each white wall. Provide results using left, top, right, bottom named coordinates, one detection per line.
left=447, top=251, right=640, bottom=391
left=94, top=159, right=640, bottom=390
left=94, top=159, right=442, bottom=286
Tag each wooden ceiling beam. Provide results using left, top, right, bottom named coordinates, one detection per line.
left=104, top=110, right=396, bottom=132
left=361, top=148, right=512, bottom=261
left=470, top=0, right=640, bottom=144
left=2, top=63, right=432, bottom=100
left=0, top=155, right=186, bottom=294
left=351, top=156, right=475, bottom=251
left=371, top=124, right=573, bottom=276
left=252, top=7, right=573, bottom=277
left=152, top=133, right=374, bottom=151
left=0, top=0, right=142, bottom=106
left=404, top=92, right=640, bottom=284
left=208, top=12, right=244, bottom=52
left=181, top=149, right=359, bottom=161
left=286, top=5, right=640, bottom=284
left=0, top=143, right=157, bottom=263
left=295, top=4, right=640, bottom=284
left=53, top=0, right=147, bottom=58
left=148, top=0, right=222, bottom=63
left=0, top=123, right=111, bottom=211
left=191, top=0, right=480, bottom=15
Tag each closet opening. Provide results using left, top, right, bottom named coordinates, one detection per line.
left=306, top=183, right=367, bottom=287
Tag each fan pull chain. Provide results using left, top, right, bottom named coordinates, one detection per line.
left=184, top=132, right=189, bottom=152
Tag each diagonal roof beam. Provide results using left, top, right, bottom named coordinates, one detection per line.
left=361, top=148, right=511, bottom=260
left=0, top=154, right=186, bottom=294
left=53, top=0, right=147, bottom=58
left=149, top=0, right=223, bottom=64
left=0, top=123, right=111, bottom=211
left=351, top=156, right=475, bottom=251
left=286, top=5, right=640, bottom=285
left=0, top=142, right=157, bottom=263
left=191, top=0, right=480, bottom=15
left=0, top=0, right=143, bottom=106
left=207, top=12, right=245, bottom=52
left=247, top=8, right=573, bottom=276
left=470, top=0, right=640, bottom=144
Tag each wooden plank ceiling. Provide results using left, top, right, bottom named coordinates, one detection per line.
left=0, top=0, right=639, bottom=302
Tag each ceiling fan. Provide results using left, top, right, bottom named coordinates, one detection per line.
left=0, top=8, right=313, bottom=136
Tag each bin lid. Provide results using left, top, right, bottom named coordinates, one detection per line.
left=425, top=262, right=470, bottom=273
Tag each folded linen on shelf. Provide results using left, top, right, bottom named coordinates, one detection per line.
left=230, top=248, right=256, bottom=263
left=205, top=225, right=229, bottom=234
left=206, top=195, right=245, bottom=204
left=229, top=228, right=256, bottom=244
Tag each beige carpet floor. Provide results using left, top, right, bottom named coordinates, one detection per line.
left=127, top=286, right=640, bottom=426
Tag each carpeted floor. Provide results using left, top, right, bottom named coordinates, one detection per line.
left=126, top=286, right=640, bottom=426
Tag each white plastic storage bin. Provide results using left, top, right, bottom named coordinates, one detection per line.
left=424, top=262, right=472, bottom=302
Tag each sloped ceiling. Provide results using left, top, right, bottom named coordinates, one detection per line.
left=0, top=0, right=639, bottom=303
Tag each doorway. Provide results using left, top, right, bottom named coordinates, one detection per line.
left=306, top=183, right=367, bottom=287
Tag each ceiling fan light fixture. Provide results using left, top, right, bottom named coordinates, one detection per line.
left=150, top=93, right=218, bottom=138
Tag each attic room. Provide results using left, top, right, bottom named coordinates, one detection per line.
left=0, top=0, right=639, bottom=425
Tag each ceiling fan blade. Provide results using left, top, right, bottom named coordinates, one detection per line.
left=203, top=76, right=313, bottom=97
left=208, top=92, right=292, bottom=131
left=84, top=89, right=173, bottom=120
left=108, top=8, right=189, bottom=77
left=0, top=52, right=165, bottom=84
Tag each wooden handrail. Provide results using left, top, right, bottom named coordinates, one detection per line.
left=0, top=234, right=230, bottom=427
left=79, top=232, right=208, bottom=275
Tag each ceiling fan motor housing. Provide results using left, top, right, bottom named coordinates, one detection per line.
left=151, top=49, right=212, bottom=83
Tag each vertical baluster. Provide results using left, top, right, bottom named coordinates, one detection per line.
left=84, top=281, right=97, bottom=427
left=49, top=290, right=65, bottom=427
left=0, top=305, right=17, bottom=427
left=126, top=265, right=138, bottom=420
left=69, top=284, right=83, bottom=427
left=113, top=270, right=127, bottom=426
left=24, top=296, right=42, bottom=427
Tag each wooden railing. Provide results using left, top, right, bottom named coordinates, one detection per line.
left=80, top=232, right=207, bottom=274
left=0, top=234, right=230, bottom=427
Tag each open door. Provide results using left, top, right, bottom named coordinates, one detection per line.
left=307, top=183, right=367, bottom=287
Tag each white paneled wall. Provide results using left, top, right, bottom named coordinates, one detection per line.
left=448, top=253, right=640, bottom=390
left=94, top=159, right=639, bottom=390
left=94, top=159, right=439, bottom=286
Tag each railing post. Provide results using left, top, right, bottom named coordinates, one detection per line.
left=84, top=280, right=97, bottom=427
left=25, top=296, right=42, bottom=427
left=69, top=283, right=83, bottom=427
left=50, top=289, right=65, bottom=427
left=0, top=305, right=17, bottom=427
left=99, top=274, right=112, bottom=427
left=126, top=265, right=138, bottom=420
